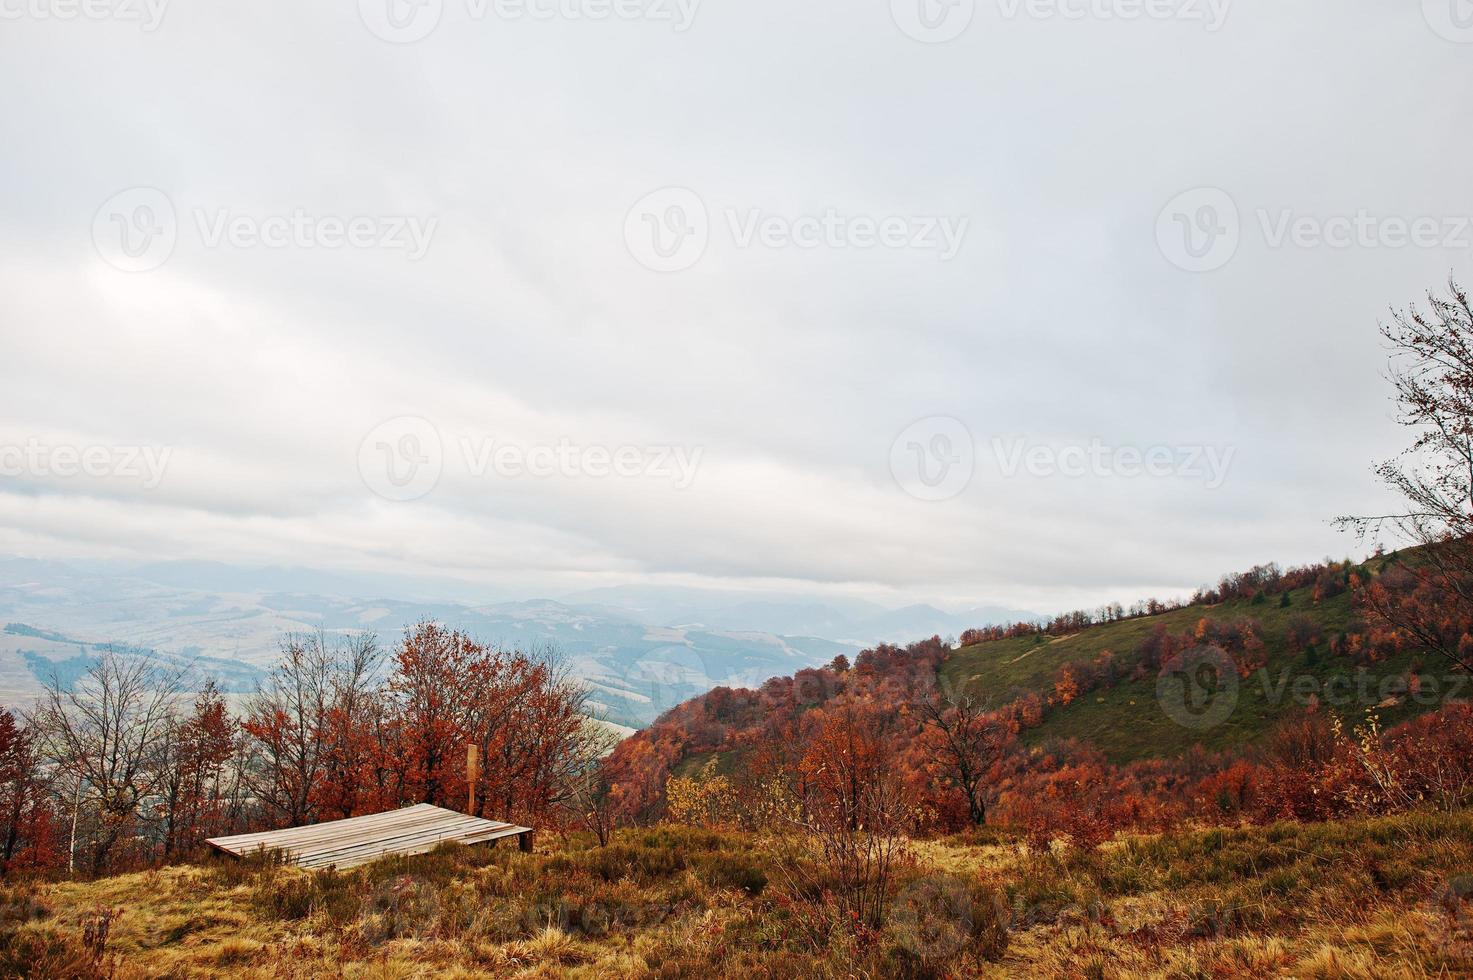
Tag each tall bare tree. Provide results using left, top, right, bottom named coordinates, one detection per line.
left=30, top=651, right=182, bottom=874
left=241, top=633, right=336, bottom=827
left=560, top=714, right=621, bottom=847
left=316, top=633, right=384, bottom=819
left=1340, top=277, right=1473, bottom=673
left=152, top=680, right=239, bottom=857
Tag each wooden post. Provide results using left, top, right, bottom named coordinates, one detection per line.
left=519, top=830, right=535, bottom=853
left=466, top=744, right=479, bottom=816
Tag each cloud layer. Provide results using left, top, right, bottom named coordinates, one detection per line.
left=1, top=0, right=1466, bottom=611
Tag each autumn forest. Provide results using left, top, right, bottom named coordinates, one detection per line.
left=5, top=285, right=1473, bottom=976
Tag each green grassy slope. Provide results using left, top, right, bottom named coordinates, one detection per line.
left=942, top=581, right=1455, bottom=763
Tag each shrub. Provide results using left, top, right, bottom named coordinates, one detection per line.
left=554, top=842, right=688, bottom=882
left=254, top=873, right=316, bottom=920
left=208, top=846, right=290, bottom=889
left=252, top=866, right=358, bottom=923
left=885, top=874, right=1011, bottom=976
left=79, top=906, right=120, bottom=964
left=358, top=874, right=442, bottom=944
left=694, top=852, right=768, bottom=895
left=0, top=883, right=49, bottom=929
left=0, top=928, right=98, bottom=979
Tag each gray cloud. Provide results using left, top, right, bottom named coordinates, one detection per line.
left=0, top=0, right=1461, bottom=613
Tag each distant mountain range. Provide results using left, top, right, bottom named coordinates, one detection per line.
left=558, top=585, right=1037, bottom=646
left=0, top=558, right=1037, bottom=728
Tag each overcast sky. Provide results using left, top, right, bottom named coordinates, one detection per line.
left=1, top=0, right=1470, bottom=613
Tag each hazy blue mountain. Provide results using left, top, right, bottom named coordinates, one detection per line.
left=0, top=558, right=1034, bottom=727
left=122, top=560, right=513, bottom=605
left=0, top=560, right=855, bottom=727
left=845, top=603, right=1041, bottom=645
left=561, top=586, right=1038, bottom=646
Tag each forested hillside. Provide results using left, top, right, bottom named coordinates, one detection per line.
left=602, top=547, right=1473, bottom=842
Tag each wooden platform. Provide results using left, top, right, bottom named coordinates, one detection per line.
left=205, top=804, right=533, bottom=870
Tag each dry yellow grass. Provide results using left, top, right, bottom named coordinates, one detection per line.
left=3, top=812, right=1471, bottom=978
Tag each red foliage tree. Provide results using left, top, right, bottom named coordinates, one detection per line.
left=0, top=708, right=58, bottom=874
left=154, top=682, right=239, bottom=857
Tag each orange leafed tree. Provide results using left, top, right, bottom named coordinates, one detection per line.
left=913, top=690, right=1014, bottom=826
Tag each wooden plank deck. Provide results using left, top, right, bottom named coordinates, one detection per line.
left=205, top=804, right=533, bottom=870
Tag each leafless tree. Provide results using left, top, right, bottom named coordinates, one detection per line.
left=151, top=680, right=240, bottom=857
left=318, top=633, right=384, bottom=819
left=30, top=650, right=183, bottom=874
left=240, top=633, right=337, bottom=827
left=1339, top=277, right=1473, bottom=673
left=561, top=714, right=621, bottom=846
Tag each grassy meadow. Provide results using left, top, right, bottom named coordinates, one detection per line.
left=941, top=581, right=1451, bottom=763
left=4, top=810, right=1471, bottom=978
